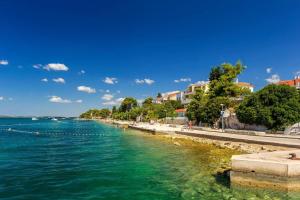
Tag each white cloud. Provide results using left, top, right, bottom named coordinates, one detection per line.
left=52, top=78, right=65, bottom=84
left=135, top=78, right=155, bottom=85
left=8, top=97, right=13, bottom=101
left=0, top=96, right=3, bottom=101
left=174, top=78, right=191, bottom=83
left=102, top=97, right=124, bottom=106
left=102, top=94, right=114, bottom=101
left=78, top=70, right=85, bottom=75
left=116, top=90, right=121, bottom=94
left=266, top=68, right=272, bottom=74
left=0, top=60, right=8, bottom=65
left=266, top=74, right=280, bottom=84
left=49, top=96, right=71, bottom=103
left=41, top=78, right=48, bottom=82
left=33, top=64, right=42, bottom=69
left=102, top=101, right=118, bottom=105
left=135, top=79, right=145, bottom=84
left=77, top=86, right=96, bottom=93
left=103, top=77, right=118, bottom=84
left=76, top=99, right=83, bottom=103
left=116, top=97, right=124, bottom=102
left=44, top=63, right=69, bottom=71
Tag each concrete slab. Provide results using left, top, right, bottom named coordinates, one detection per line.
left=231, top=150, right=300, bottom=190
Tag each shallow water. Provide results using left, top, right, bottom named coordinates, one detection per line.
left=0, top=118, right=299, bottom=200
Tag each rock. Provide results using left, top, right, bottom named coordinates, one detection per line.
left=174, top=142, right=181, bottom=146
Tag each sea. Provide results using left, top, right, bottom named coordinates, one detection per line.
left=0, top=118, right=298, bottom=200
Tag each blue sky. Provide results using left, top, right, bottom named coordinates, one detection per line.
left=1, top=0, right=300, bottom=116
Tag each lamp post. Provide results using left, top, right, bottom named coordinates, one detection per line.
left=164, top=109, right=167, bottom=124
left=220, top=104, right=225, bottom=132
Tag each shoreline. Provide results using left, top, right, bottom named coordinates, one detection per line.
left=96, top=119, right=296, bottom=154
left=96, top=118, right=300, bottom=191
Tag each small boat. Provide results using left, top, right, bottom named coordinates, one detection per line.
left=32, top=117, right=38, bottom=121
left=51, top=118, right=58, bottom=121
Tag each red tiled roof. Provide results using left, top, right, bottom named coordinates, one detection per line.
left=175, top=108, right=186, bottom=113
left=278, top=78, right=300, bottom=87
left=236, top=82, right=253, bottom=87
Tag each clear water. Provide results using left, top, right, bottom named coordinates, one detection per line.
left=0, top=118, right=299, bottom=200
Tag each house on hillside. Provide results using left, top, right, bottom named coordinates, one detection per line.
left=155, top=90, right=183, bottom=103
left=277, top=76, right=300, bottom=89
left=182, top=81, right=209, bottom=104
left=236, top=81, right=254, bottom=92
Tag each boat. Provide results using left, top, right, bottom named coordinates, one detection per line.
left=32, top=117, right=38, bottom=121
left=51, top=118, right=58, bottom=121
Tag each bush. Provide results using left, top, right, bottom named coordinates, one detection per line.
left=236, top=84, right=300, bottom=130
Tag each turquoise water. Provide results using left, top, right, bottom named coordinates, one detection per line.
left=0, top=118, right=298, bottom=199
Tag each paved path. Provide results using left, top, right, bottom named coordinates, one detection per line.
left=113, top=121, right=300, bottom=148
left=176, top=129, right=300, bottom=148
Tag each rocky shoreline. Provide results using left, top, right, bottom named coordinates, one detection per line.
left=97, top=119, right=295, bottom=154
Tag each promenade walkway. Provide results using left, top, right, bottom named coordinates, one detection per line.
left=176, top=129, right=300, bottom=148
left=126, top=122, right=300, bottom=148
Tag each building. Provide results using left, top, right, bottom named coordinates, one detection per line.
left=156, top=90, right=183, bottom=104
left=236, top=81, right=254, bottom=92
left=277, top=76, right=300, bottom=89
left=182, top=81, right=209, bottom=104
left=175, top=108, right=186, bottom=117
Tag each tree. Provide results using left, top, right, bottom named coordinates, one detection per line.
left=166, top=100, right=183, bottom=109
left=112, top=106, right=117, bottom=114
left=157, top=93, right=162, bottom=98
left=128, top=107, right=143, bottom=121
left=119, top=97, right=138, bottom=112
left=236, top=84, right=300, bottom=130
left=142, top=97, right=153, bottom=107
left=99, top=109, right=111, bottom=118
left=79, top=109, right=111, bottom=119
left=186, top=89, right=207, bottom=124
left=208, top=61, right=250, bottom=98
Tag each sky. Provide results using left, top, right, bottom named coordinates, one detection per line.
left=1, top=0, right=300, bottom=116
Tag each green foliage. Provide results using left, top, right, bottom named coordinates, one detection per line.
left=186, top=61, right=249, bottom=127
left=142, top=97, right=153, bottom=107
left=112, top=106, right=117, bottom=114
left=201, top=97, right=231, bottom=126
left=79, top=108, right=111, bottom=119
left=186, top=89, right=230, bottom=126
left=99, top=109, right=110, bottom=118
left=236, top=84, right=300, bottom=130
left=128, top=107, right=143, bottom=121
left=166, top=100, right=183, bottom=109
left=186, top=89, right=207, bottom=124
left=119, top=97, right=138, bottom=112
left=208, top=61, right=250, bottom=98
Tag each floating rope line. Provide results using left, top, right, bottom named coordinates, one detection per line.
left=2, top=128, right=106, bottom=137
left=0, top=123, right=42, bottom=127
left=7, top=128, right=40, bottom=135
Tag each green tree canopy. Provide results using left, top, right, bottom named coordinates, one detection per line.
left=208, top=61, right=250, bottom=98
left=236, top=84, right=300, bottom=130
left=112, top=106, right=117, bottom=114
left=186, top=89, right=231, bottom=126
left=80, top=108, right=110, bottom=119
left=142, top=97, right=153, bottom=107
left=119, top=97, right=138, bottom=112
